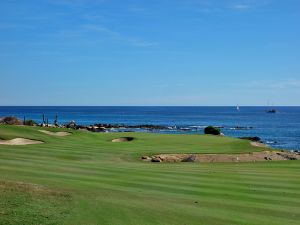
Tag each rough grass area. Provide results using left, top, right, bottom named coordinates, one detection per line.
left=0, top=181, right=72, bottom=225
left=0, top=125, right=300, bottom=225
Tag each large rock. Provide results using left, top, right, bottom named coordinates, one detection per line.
left=66, top=121, right=77, bottom=129
left=239, top=136, right=261, bottom=142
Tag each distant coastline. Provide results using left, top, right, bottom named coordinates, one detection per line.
left=0, top=106, right=300, bottom=151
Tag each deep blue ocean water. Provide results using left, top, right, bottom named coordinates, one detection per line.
left=0, top=106, right=299, bottom=151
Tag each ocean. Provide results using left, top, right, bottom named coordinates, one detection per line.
left=0, top=106, right=299, bottom=151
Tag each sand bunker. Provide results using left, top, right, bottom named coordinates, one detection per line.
left=142, top=151, right=300, bottom=163
left=0, top=138, right=43, bottom=145
left=39, top=130, right=71, bottom=137
left=112, top=137, right=134, bottom=142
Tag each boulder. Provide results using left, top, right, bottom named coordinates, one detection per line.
left=66, top=121, right=77, bottom=129
left=239, top=136, right=261, bottom=142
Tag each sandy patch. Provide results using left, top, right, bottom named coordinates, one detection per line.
left=0, top=138, right=43, bottom=145
left=39, top=130, right=71, bottom=137
left=143, top=151, right=300, bottom=163
left=112, top=137, right=134, bottom=142
left=250, top=141, right=268, bottom=148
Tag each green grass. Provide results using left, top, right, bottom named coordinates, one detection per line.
left=0, top=125, right=299, bottom=225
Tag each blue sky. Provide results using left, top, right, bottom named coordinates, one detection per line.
left=0, top=0, right=299, bottom=106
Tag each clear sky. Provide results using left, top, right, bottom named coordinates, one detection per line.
left=0, top=0, right=299, bottom=106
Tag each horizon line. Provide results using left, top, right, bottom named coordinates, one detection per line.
left=0, top=105, right=300, bottom=107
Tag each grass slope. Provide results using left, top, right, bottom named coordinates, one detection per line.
left=0, top=125, right=299, bottom=225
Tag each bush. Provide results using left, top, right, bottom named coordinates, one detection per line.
left=24, top=120, right=38, bottom=126
left=204, top=126, right=221, bottom=135
left=0, top=116, right=22, bottom=125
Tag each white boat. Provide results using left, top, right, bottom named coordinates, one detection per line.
left=236, top=105, right=240, bottom=111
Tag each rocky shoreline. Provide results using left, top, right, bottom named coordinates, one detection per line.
left=0, top=116, right=256, bottom=134
left=76, top=123, right=170, bottom=132
left=0, top=116, right=279, bottom=147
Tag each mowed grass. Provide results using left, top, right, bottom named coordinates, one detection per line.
left=0, top=125, right=300, bottom=225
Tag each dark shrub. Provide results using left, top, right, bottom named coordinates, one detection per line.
left=204, top=126, right=221, bottom=135
left=0, top=116, right=22, bottom=125
left=24, top=120, right=38, bottom=126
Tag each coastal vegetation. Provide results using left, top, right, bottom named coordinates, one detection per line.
left=0, top=116, right=23, bottom=125
left=24, top=119, right=38, bottom=126
left=0, top=125, right=300, bottom=225
left=204, top=126, right=221, bottom=135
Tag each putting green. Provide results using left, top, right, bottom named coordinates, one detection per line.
left=0, top=125, right=299, bottom=225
